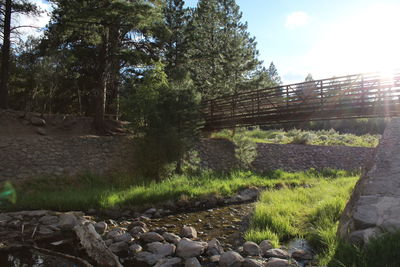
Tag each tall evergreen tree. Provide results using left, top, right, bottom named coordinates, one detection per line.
left=267, top=62, right=282, bottom=85
left=43, top=0, right=165, bottom=131
left=187, top=0, right=268, bottom=98
left=0, top=0, right=40, bottom=109
left=163, top=0, right=190, bottom=81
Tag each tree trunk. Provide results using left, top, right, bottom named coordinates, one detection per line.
left=0, top=0, right=12, bottom=109
left=93, top=28, right=110, bottom=133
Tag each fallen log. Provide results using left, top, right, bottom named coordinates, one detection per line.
left=73, top=220, right=122, bottom=267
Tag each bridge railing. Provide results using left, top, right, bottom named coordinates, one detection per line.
left=202, top=71, right=400, bottom=130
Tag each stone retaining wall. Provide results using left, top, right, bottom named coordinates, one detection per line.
left=338, top=118, right=400, bottom=245
left=0, top=136, right=134, bottom=181
left=197, top=139, right=374, bottom=173
left=0, top=136, right=374, bottom=181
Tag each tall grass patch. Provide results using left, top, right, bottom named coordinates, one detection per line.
left=245, top=176, right=358, bottom=264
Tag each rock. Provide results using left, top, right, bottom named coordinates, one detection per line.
left=145, top=208, right=157, bottom=214
left=154, top=227, right=168, bottom=235
left=94, top=221, right=107, bottom=235
left=38, top=225, right=54, bottom=235
left=129, top=226, right=148, bottom=236
left=264, top=249, right=290, bottom=259
left=135, top=251, right=163, bottom=265
left=57, top=213, right=78, bottom=230
left=36, top=127, right=46, bottom=135
left=154, top=257, right=182, bottom=267
left=163, top=232, right=181, bottom=245
left=210, top=255, right=220, bottom=263
left=39, top=215, right=59, bottom=225
left=105, top=239, right=114, bottom=246
left=141, top=232, right=165, bottom=243
left=114, top=232, right=133, bottom=243
left=181, top=226, right=197, bottom=239
left=207, top=238, right=224, bottom=256
left=243, top=258, right=265, bottom=267
left=109, top=241, right=129, bottom=254
left=265, top=258, right=294, bottom=267
left=243, top=241, right=261, bottom=256
left=260, top=240, right=273, bottom=256
left=219, top=251, right=244, bottom=267
left=147, top=242, right=176, bottom=257
left=130, top=221, right=147, bottom=228
left=185, top=257, right=201, bottom=267
left=106, top=228, right=126, bottom=241
left=31, top=117, right=46, bottom=126
left=129, top=244, right=142, bottom=254
left=176, top=238, right=207, bottom=258
left=237, top=187, right=260, bottom=201
left=291, top=249, right=313, bottom=261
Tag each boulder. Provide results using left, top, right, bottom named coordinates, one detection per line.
left=181, top=226, right=197, bottom=239
left=135, top=251, right=163, bottom=265
left=129, top=244, right=142, bottom=254
left=264, top=249, right=290, bottom=259
left=163, top=232, right=181, bottom=245
left=176, top=238, right=207, bottom=258
left=141, top=232, right=165, bottom=243
left=154, top=257, right=182, bottom=267
left=243, top=241, right=261, bottom=256
left=185, top=257, right=201, bottom=267
left=260, top=240, right=273, bottom=256
left=57, top=213, right=78, bottom=230
left=207, top=238, right=224, bottom=256
left=291, top=249, right=313, bottom=261
left=94, top=221, right=108, bottom=235
left=243, top=258, right=265, bottom=267
left=129, top=226, right=148, bottom=236
left=147, top=242, right=176, bottom=257
left=219, top=251, right=244, bottom=267
left=109, top=241, right=129, bottom=254
left=114, top=232, right=133, bottom=243
left=265, top=258, right=294, bottom=267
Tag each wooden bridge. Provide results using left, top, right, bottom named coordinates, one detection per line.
left=202, top=71, right=400, bottom=130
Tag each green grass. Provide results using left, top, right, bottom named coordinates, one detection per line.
left=212, top=127, right=380, bottom=147
left=2, top=169, right=354, bottom=212
left=245, top=175, right=358, bottom=265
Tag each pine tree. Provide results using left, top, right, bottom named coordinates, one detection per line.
left=0, top=0, right=40, bottom=109
left=187, top=0, right=266, bottom=98
left=267, top=62, right=282, bottom=86
left=43, top=0, right=165, bottom=131
left=163, top=0, right=190, bottom=81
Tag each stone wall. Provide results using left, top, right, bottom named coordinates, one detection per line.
left=338, top=118, right=400, bottom=245
left=0, top=135, right=374, bottom=182
left=0, top=136, right=134, bottom=181
left=198, top=139, right=374, bottom=173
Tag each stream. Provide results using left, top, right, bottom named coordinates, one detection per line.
left=0, top=202, right=314, bottom=266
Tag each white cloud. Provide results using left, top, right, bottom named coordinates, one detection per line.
left=15, top=0, right=52, bottom=38
left=281, top=3, right=400, bottom=82
left=284, top=11, right=310, bottom=30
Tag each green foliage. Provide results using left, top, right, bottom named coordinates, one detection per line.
left=245, top=175, right=358, bottom=265
left=213, top=127, right=380, bottom=147
left=0, top=182, right=17, bottom=204
left=123, top=62, right=202, bottom=179
left=2, top=170, right=345, bottom=212
left=231, top=131, right=257, bottom=169
left=330, top=232, right=400, bottom=267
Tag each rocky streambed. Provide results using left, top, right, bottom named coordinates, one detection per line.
left=0, top=187, right=315, bottom=267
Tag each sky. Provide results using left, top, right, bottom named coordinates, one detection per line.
left=22, top=0, right=400, bottom=83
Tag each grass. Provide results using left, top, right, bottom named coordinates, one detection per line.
left=245, top=175, right=359, bottom=265
left=1, top=169, right=355, bottom=213
left=212, top=127, right=380, bottom=147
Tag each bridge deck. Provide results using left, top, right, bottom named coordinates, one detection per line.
left=202, top=72, right=400, bottom=130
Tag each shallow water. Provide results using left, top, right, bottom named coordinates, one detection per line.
left=145, top=202, right=254, bottom=250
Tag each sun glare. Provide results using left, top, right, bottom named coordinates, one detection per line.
left=301, top=3, right=400, bottom=78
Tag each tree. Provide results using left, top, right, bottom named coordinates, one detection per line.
left=267, top=62, right=282, bottom=86
left=0, top=0, right=40, bottom=109
left=187, top=0, right=265, bottom=98
left=123, top=62, right=201, bottom=179
left=43, top=0, right=165, bottom=131
left=163, top=0, right=191, bottom=81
